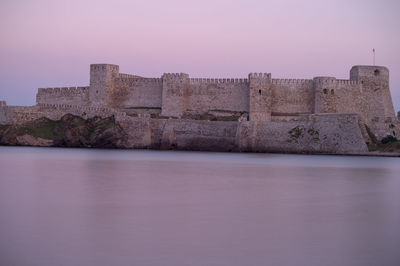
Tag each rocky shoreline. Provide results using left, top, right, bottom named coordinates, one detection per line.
left=1, top=113, right=399, bottom=156
left=0, top=114, right=128, bottom=148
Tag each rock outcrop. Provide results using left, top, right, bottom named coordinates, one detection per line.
left=0, top=113, right=372, bottom=154
left=0, top=114, right=128, bottom=148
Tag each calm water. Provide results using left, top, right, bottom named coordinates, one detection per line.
left=0, top=147, right=399, bottom=266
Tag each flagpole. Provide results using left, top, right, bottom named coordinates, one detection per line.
left=373, top=48, right=375, bottom=66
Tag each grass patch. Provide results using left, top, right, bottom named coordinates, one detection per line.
left=17, top=117, right=57, bottom=139
left=0, top=124, right=10, bottom=130
left=367, top=135, right=400, bottom=152
left=381, top=135, right=397, bottom=144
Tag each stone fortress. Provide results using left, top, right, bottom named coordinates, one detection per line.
left=1, top=64, right=399, bottom=153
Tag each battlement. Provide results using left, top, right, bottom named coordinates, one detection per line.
left=189, top=78, right=249, bottom=84
left=119, top=73, right=138, bottom=79
left=313, top=77, right=360, bottom=85
left=38, top=103, right=114, bottom=113
left=313, top=77, right=337, bottom=84
left=248, top=73, right=271, bottom=79
left=336, top=80, right=360, bottom=85
left=36, top=86, right=90, bottom=106
left=90, top=64, right=119, bottom=72
left=116, top=77, right=162, bottom=83
left=37, top=86, right=89, bottom=95
left=271, top=79, right=313, bottom=85
left=162, top=73, right=189, bottom=80
left=38, top=103, right=127, bottom=120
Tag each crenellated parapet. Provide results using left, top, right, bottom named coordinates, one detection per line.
left=37, top=86, right=89, bottom=95
left=118, top=73, right=139, bottom=79
left=335, top=80, right=359, bottom=85
left=115, top=77, right=162, bottom=87
left=36, top=86, right=89, bottom=105
left=162, top=73, right=189, bottom=80
left=189, top=78, right=249, bottom=84
left=38, top=103, right=127, bottom=121
left=248, top=73, right=271, bottom=82
left=271, top=79, right=313, bottom=85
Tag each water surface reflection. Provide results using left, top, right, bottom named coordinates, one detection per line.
left=0, top=147, right=399, bottom=266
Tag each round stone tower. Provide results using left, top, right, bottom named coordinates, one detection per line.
left=312, top=77, right=337, bottom=113
left=350, top=65, right=395, bottom=118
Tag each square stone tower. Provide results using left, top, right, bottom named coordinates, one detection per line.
left=89, top=64, right=119, bottom=107
left=161, top=73, right=190, bottom=118
left=248, top=73, right=272, bottom=121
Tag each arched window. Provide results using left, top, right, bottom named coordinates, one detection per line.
left=258, top=89, right=262, bottom=95
left=331, top=89, right=334, bottom=95
left=323, top=89, right=328, bottom=94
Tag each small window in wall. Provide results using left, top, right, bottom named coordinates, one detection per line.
left=323, top=89, right=328, bottom=94
left=374, top=69, right=380, bottom=76
left=96, top=90, right=98, bottom=94
left=331, top=89, right=334, bottom=95
left=258, top=89, right=262, bottom=95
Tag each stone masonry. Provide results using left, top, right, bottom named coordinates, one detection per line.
left=0, top=64, right=398, bottom=153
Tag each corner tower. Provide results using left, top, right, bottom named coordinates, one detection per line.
left=350, top=66, right=395, bottom=118
left=89, top=64, right=119, bottom=107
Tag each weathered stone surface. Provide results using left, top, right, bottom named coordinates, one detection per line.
left=0, top=63, right=398, bottom=154
left=0, top=113, right=368, bottom=154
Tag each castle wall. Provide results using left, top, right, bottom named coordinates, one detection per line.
left=36, top=87, right=89, bottom=105
left=38, top=103, right=127, bottom=121
left=154, top=119, right=238, bottom=151
left=271, top=79, right=313, bottom=115
left=186, top=78, right=249, bottom=114
left=113, top=77, right=163, bottom=108
left=0, top=104, right=43, bottom=125
left=238, top=114, right=367, bottom=153
left=332, top=80, right=367, bottom=115
left=365, top=117, right=400, bottom=141
left=0, top=101, right=6, bottom=124
left=145, top=113, right=367, bottom=153
left=312, top=78, right=366, bottom=114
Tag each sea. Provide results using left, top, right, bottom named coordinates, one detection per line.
left=0, top=147, right=399, bottom=266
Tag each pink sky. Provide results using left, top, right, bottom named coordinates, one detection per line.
left=1, top=0, right=399, bottom=111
